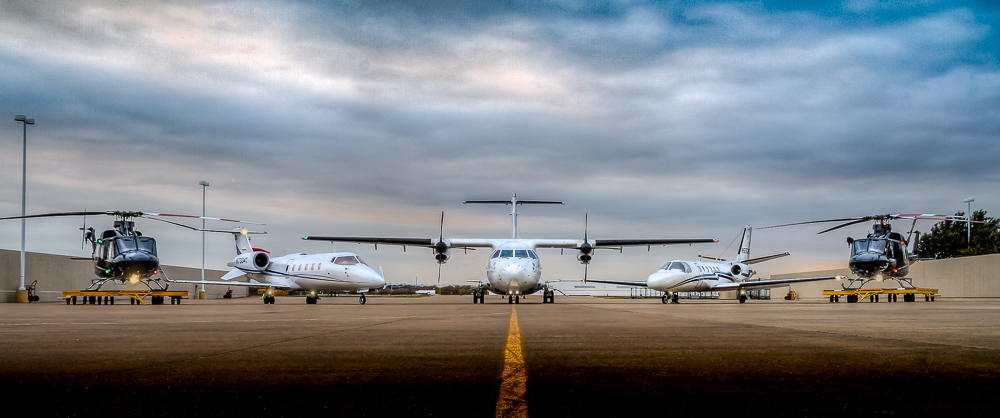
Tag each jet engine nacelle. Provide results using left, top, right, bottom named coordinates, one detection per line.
left=230, top=251, right=270, bottom=272
left=731, top=263, right=753, bottom=278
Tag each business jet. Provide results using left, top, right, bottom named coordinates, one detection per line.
left=588, top=226, right=843, bottom=304
left=171, top=228, right=386, bottom=304
left=304, top=193, right=716, bottom=304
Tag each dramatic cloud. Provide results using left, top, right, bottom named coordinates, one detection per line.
left=1, top=1, right=997, bottom=284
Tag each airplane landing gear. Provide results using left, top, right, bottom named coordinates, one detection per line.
left=263, top=296, right=275, bottom=304
left=542, top=289, right=555, bottom=303
left=359, top=294, right=367, bottom=305
left=472, top=290, right=485, bottom=304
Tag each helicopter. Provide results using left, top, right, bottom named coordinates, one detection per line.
left=763, top=214, right=967, bottom=289
left=0, top=211, right=259, bottom=291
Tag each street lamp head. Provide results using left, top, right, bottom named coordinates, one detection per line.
left=963, top=197, right=975, bottom=204
left=199, top=181, right=210, bottom=187
left=15, top=115, right=25, bottom=121
left=15, top=115, right=34, bottom=124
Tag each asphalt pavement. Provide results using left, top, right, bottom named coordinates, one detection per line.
left=1, top=295, right=998, bottom=416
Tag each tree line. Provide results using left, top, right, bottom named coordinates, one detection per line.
left=917, top=210, right=1000, bottom=259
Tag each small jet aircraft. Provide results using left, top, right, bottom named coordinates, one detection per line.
left=304, top=193, right=716, bottom=304
left=170, top=228, right=385, bottom=304
left=587, top=226, right=843, bottom=304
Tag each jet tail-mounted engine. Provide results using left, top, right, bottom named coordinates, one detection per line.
left=229, top=251, right=270, bottom=272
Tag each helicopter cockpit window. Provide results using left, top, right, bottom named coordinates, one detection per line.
left=115, top=238, right=137, bottom=254
left=136, top=237, right=156, bottom=254
left=333, top=256, right=360, bottom=265
left=868, top=239, right=887, bottom=254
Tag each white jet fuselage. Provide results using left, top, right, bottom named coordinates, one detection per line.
left=242, top=252, right=385, bottom=293
left=645, top=260, right=751, bottom=293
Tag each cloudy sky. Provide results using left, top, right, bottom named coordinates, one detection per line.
left=1, top=0, right=997, bottom=285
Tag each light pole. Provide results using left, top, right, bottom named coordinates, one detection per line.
left=14, top=115, right=34, bottom=303
left=200, top=181, right=209, bottom=299
left=963, top=197, right=975, bottom=246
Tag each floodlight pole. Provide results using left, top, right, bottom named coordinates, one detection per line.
left=14, top=115, right=34, bottom=303
left=200, top=181, right=210, bottom=299
left=963, top=197, right=975, bottom=246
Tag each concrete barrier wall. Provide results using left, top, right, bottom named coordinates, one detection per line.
left=770, top=253, right=1000, bottom=299
left=1, top=249, right=244, bottom=303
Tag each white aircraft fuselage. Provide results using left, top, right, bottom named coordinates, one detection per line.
left=645, top=259, right=751, bottom=292
left=240, top=251, right=386, bottom=294
left=482, top=241, right=545, bottom=297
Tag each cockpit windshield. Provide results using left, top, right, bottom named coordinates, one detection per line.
left=660, top=261, right=690, bottom=273
left=854, top=239, right=886, bottom=254
left=333, top=256, right=366, bottom=266
left=115, top=238, right=137, bottom=254
left=136, top=237, right=156, bottom=254
left=492, top=249, right=538, bottom=259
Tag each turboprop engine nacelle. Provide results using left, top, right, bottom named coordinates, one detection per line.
left=433, top=241, right=451, bottom=264
left=577, top=242, right=593, bottom=264
left=229, top=251, right=270, bottom=272
left=731, top=263, right=754, bottom=278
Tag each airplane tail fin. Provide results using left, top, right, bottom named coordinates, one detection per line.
left=735, top=225, right=752, bottom=262
left=202, top=227, right=266, bottom=255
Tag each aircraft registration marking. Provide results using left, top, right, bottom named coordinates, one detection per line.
left=495, top=306, right=528, bottom=418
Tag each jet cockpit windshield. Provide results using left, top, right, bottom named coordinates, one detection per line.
left=333, top=255, right=367, bottom=266
left=660, top=261, right=691, bottom=273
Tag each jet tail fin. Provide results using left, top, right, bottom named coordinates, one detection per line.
left=735, top=225, right=752, bottom=262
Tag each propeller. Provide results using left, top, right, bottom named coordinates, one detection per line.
left=435, top=211, right=446, bottom=284
left=580, top=213, right=592, bottom=283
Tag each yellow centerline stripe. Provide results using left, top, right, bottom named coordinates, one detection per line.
left=495, top=306, right=528, bottom=418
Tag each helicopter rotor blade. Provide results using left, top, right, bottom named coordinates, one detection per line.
left=817, top=219, right=872, bottom=234
left=142, top=213, right=264, bottom=225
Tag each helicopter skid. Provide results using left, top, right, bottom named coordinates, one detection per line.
left=823, top=287, right=938, bottom=304
left=60, top=289, right=189, bottom=305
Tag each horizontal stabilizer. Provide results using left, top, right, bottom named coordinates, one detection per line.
left=743, top=252, right=791, bottom=265
left=221, top=268, right=246, bottom=281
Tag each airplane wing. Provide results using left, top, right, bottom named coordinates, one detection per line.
left=743, top=252, right=791, bottom=264
left=168, top=279, right=295, bottom=289
left=303, top=236, right=497, bottom=249
left=528, top=238, right=717, bottom=249
left=584, top=279, right=649, bottom=287
left=712, top=276, right=845, bottom=291
left=303, top=236, right=437, bottom=247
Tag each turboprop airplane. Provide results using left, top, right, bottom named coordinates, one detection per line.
left=304, top=193, right=716, bottom=304
left=170, top=228, right=385, bottom=305
left=587, top=226, right=843, bottom=304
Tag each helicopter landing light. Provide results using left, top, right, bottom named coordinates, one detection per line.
left=128, top=274, right=140, bottom=285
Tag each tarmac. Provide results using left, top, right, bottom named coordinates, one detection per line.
left=2, top=295, right=998, bottom=417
